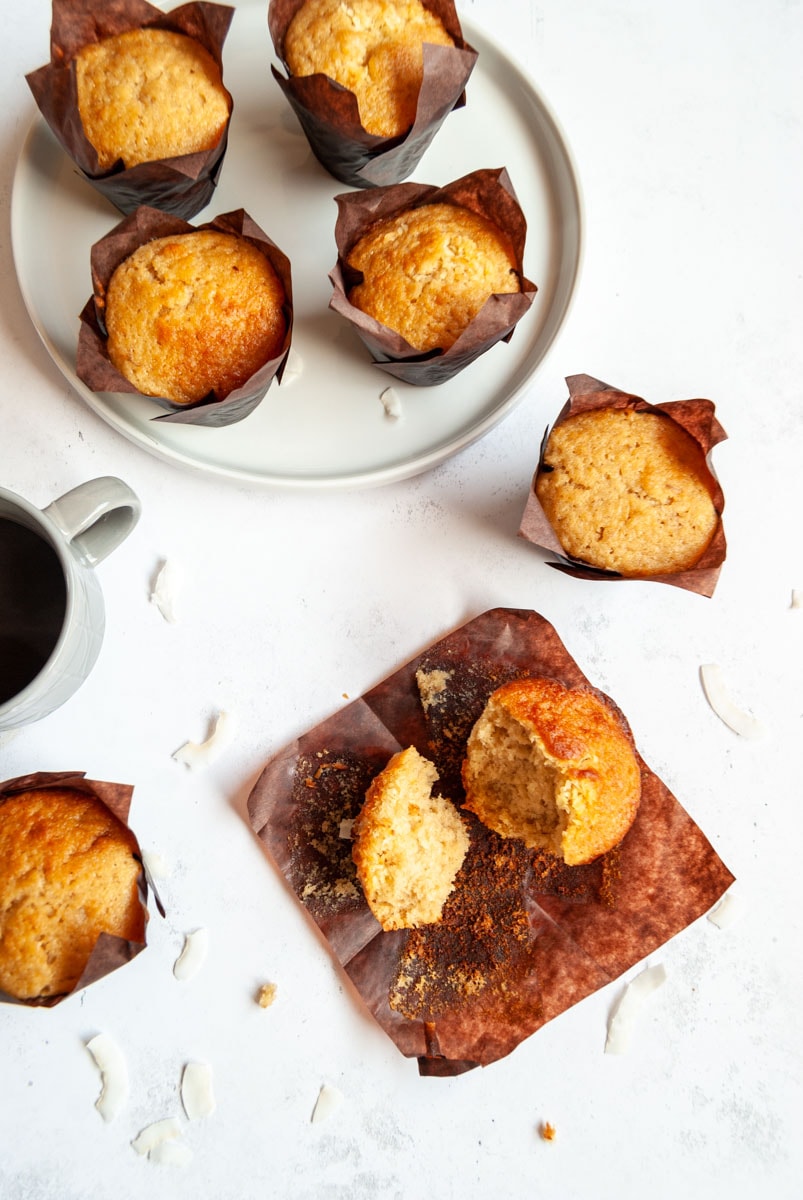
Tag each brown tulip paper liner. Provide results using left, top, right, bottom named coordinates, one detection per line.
left=329, top=167, right=537, bottom=386
left=0, top=771, right=150, bottom=1008
left=268, top=0, right=477, bottom=188
left=76, top=205, right=294, bottom=427
left=519, top=374, right=728, bottom=596
left=248, top=607, right=734, bottom=1076
left=25, top=0, right=234, bottom=218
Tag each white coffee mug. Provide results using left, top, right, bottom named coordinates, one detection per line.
left=0, top=477, right=140, bottom=730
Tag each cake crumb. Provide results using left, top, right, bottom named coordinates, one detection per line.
left=539, top=1121, right=556, bottom=1141
left=256, top=982, right=278, bottom=1008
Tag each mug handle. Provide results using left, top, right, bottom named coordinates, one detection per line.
left=43, top=476, right=141, bottom=566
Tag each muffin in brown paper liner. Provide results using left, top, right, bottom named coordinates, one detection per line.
left=519, top=374, right=728, bottom=596
left=268, top=0, right=477, bottom=188
left=25, top=0, right=234, bottom=219
left=247, top=607, right=735, bottom=1076
left=0, top=771, right=150, bottom=1008
left=76, top=205, right=294, bottom=427
left=328, top=167, right=537, bottom=386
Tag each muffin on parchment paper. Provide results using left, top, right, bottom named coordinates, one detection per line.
left=520, top=374, right=727, bottom=595
left=0, top=773, right=148, bottom=1005
left=25, top=0, right=234, bottom=218
left=462, top=677, right=642, bottom=867
left=268, top=0, right=477, bottom=187
left=329, top=167, right=537, bottom=385
left=352, top=745, right=469, bottom=931
left=77, top=206, right=293, bottom=427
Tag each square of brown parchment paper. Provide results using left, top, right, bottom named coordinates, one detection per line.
left=248, top=608, right=734, bottom=1075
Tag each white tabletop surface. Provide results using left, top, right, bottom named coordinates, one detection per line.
left=1, top=2, right=801, bottom=1197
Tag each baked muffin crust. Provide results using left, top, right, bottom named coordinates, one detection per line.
left=0, top=788, right=145, bottom=1001
left=76, top=28, right=230, bottom=170
left=105, top=230, right=287, bottom=404
left=535, top=408, right=719, bottom=576
left=284, top=0, right=454, bottom=137
left=346, top=201, right=520, bottom=352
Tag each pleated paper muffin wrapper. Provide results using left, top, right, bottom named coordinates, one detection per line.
left=519, top=373, right=728, bottom=596
left=247, top=607, right=735, bottom=1076
left=77, top=205, right=294, bottom=427
left=25, top=0, right=234, bottom=219
left=0, top=771, right=151, bottom=1008
left=329, top=167, right=537, bottom=386
left=268, top=0, right=477, bottom=188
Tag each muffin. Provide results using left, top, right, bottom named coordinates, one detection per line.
left=75, top=27, right=230, bottom=171
left=535, top=407, right=720, bottom=577
left=346, top=202, right=520, bottom=354
left=78, top=206, right=293, bottom=425
left=25, top=0, right=234, bottom=217
left=462, top=677, right=641, bottom=866
left=330, top=168, right=536, bottom=384
left=284, top=0, right=455, bottom=139
left=352, top=746, right=470, bottom=931
left=269, top=0, right=477, bottom=187
left=104, top=229, right=288, bottom=406
left=0, top=786, right=146, bottom=1001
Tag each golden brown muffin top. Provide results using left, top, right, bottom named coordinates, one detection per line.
left=346, top=201, right=520, bottom=352
left=535, top=408, right=719, bottom=577
left=75, top=28, right=230, bottom=170
left=352, top=746, right=469, bottom=930
left=105, top=230, right=287, bottom=405
left=0, top=788, right=145, bottom=1001
left=462, top=677, right=641, bottom=866
left=284, top=0, right=454, bottom=137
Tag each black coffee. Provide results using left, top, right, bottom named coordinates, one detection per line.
left=0, top=518, right=67, bottom=706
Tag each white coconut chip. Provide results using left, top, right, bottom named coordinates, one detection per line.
left=131, top=1118, right=182, bottom=1156
left=149, top=1139, right=193, bottom=1167
left=605, top=963, right=667, bottom=1055
left=280, top=347, right=303, bottom=386
left=150, top=559, right=182, bottom=624
left=311, top=1083, right=344, bottom=1123
left=173, top=928, right=208, bottom=982
left=699, top=664, right=765, bottom=739
left=707, top=890, right=741, bottom=930
left=379, top=387, right=402, bottom=420
left=181, top=1062, right=216, bottom=1120
left=173, top=710, right=236, bottom=769
left=85, top=1033, right=129, bottom=1122
left=791, top=589, right=802, bottom=610
left=141, top=849, right=171, bottom=880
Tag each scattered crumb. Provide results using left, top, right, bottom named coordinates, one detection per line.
left=379, top=386, right=402, bottom=420
left=342, top=692, right=350, bottom=699
left=339, top=819, right=354, bottom=839
left=416, top=667, right=453, bottom=712
left=256, top=982, right=278, bottom=1008
left=539, top=1121, right=556, bottom=1142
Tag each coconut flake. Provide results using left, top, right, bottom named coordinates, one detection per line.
left=173, top=928, right=208, bottom=982
left=605, top=963, right=667, bottom=1055
left=150, top=559, right=182, bottom=624
left=379, top=386, right=402, bottom=420
left=708, top=890, right=741, bottom=929
left=86, top=1033, right=128, bottom=1122
left=173, top=710, right=236, bottom=769
left=131, top=1118, right=182, bottom=1156
left=311, top=1083, right=344, bottom=1123
left=181, top=1062, right=216, bottom=1120
left=699, top=664, right=765, bottom=739
left=280, top=347, right=303, bottom=386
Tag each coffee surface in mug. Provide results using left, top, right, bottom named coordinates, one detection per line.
left=0, top=518, right=67, bottom=705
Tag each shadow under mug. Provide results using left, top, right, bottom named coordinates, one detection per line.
left=0, top=476, right=141, bottom=731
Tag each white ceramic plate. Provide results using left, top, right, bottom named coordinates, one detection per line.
left=11, top=3, right=582, bottom=489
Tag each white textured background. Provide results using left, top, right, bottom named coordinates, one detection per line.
left=1, top=1, right=801, bottom=1197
